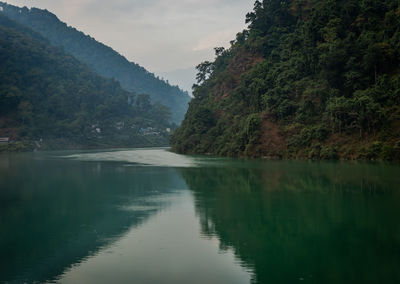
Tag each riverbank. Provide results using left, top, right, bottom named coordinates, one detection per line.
left=0, top=137, right=169, bottom=153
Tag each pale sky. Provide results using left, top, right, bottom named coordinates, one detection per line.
left=4, top=0, right=254, bottom=75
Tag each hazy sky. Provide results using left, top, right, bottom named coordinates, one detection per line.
left=5, top=0, right=254, bottom=74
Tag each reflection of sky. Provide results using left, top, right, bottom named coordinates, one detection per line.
left=63, top=148, right=198, bottom=167
left=57, top=191, right=252, bottom=284
left=0, top=153, right=184, bottom=282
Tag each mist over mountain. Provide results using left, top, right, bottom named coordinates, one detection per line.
left=0, top=1, right=191, bottom=124
left=159, top=67, right=197, bottom=96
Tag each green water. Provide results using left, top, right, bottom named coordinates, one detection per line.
left=0, top=149, right=399, bottom=283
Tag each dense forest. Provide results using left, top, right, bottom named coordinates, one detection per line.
left=0, top=14, right=172, bottom=151
left=0, top=2, right=191, bottom=124
left=171, top=0, right=400, bottom=160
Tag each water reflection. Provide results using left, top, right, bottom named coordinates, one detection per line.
left=1, top=150, right=400, bottom=284
left=180, top=161, right=400, bottom=284
left=63, top=148, right=198, bottom=167
left=0, top=152, right=186, bottom=283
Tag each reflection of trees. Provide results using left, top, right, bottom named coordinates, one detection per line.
left=181, top=161, right=400, bottom=284
left=0, top=155, right=184, bottom=283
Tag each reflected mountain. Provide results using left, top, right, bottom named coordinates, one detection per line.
left=0, top=153, right=186, bottom=283
left=181, top=161, right=400, bottom=283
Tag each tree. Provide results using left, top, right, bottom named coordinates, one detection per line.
left=195, top=61, right=214, bottom=84
left=214, top=47, right=225, bottom=57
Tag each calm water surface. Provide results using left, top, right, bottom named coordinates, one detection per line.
left=0, top=148, right=399, bottom=283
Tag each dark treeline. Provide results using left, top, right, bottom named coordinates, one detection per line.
left=0, top=14, right=171, bottom=150
left=0, top=2, right=191, bottom=124
left=171, top=0, right=400, bottom=160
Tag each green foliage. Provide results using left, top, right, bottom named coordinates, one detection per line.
left=0, top=14, right=172, bottom=149
left=320, top=146, right=339, bottom=160
left=245, top=114, right=261, bottom=144
left=0, top=141, right=30, bottom=152
left=195, top=61, right=214, bottom=84
left=171, top=0, right=400, bottom=160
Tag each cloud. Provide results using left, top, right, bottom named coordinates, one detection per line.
left=60, top=0, right=95, bottom=17
left=193, top=29, right=239, bottom=52
left=5, top=0, right=254, bottom=74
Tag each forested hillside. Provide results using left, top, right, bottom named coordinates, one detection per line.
left=0, top=2, right=191, bottom=124
left=0, top=14, right=172, bottom=150
left=171, top=0, right=400, bottom=160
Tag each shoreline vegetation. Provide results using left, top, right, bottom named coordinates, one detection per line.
left=170, top=0, right=400, bottom=161
left=0, top=138, right=170, bottom=153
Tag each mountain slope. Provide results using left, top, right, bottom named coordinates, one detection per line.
left=0, top=2, right=191, bottom=124
left=0, top=14, right=172, bottom=150
left=171, top=0, right=400, bottom=160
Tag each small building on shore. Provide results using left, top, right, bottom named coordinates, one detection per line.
left=0, top=137, right=10, bottom=144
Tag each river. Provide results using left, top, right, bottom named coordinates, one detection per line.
left=0, top=148, right=399, bottom=283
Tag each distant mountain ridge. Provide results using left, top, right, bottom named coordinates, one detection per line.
left=0, top=1, right=191, bottom=123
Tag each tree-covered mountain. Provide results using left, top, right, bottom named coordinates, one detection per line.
left=0, top=2, right=191, bottom=124
left=171, top=0, right=400, bottom=160
left=0, top=13, right=172, bottom=150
